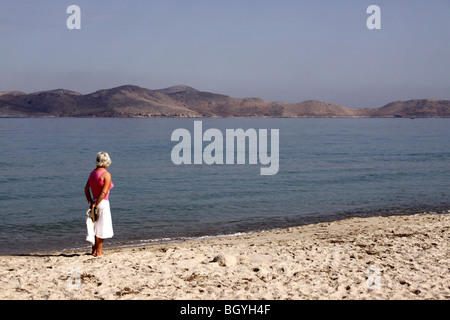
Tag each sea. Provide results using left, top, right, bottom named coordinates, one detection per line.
left=0, top=118, right=449, bottom=255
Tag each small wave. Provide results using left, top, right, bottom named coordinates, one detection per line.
left=58, top=231, right=259, bottom=254
left=106, top=231, right=258, bottom=250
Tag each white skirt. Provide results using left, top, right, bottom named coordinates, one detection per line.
left=94, top=200, right=114, bottom=239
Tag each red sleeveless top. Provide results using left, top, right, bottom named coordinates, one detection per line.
left=89, top=169, right=114, bottom=201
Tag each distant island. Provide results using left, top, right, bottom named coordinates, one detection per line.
left=0, top=84, right=449, bottom=118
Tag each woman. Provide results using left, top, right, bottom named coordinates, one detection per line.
left=84, top=152, right=114, bottom=256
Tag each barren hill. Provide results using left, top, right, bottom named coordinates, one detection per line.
left=0, top=85, right=448, bottom=118
left=367, top=99, right=450, bottom=118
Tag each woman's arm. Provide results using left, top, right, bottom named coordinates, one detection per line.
left=93, top=171, right=112, bottom=208
left=84, top=180, right=93, bottom=207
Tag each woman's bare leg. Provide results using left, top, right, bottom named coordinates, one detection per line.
left=93, top=236, right=105, bottom=256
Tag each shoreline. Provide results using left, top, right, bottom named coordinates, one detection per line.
left=1, top=213, right=449, bottom=300
left=7, top=205, right=449, bottom=257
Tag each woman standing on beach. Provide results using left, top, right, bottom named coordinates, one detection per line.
left=84, top=152, right=114, bottom=256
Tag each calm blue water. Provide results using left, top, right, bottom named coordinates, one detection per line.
left=0, top=118, right=449, bottom=255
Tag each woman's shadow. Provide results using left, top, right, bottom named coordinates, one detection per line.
left=15, top=252, right=90, bottom=258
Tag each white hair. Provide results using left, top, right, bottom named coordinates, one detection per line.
left=96, top=151, right=112, bottom=168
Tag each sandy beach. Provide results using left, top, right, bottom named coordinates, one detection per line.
left=1, top=213, right=449, bottom=300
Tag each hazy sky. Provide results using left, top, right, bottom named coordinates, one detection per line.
left=1, top=0, right=449, bottom=108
